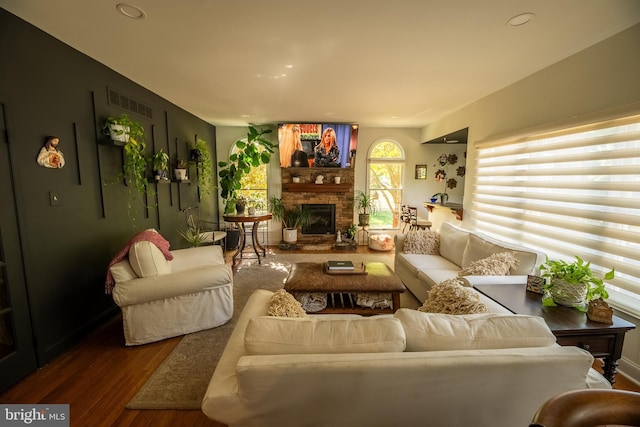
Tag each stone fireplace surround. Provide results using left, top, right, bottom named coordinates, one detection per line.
left=281, top=168, right=355, bottom=245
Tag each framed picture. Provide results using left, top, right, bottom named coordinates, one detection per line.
left=415, top=164, right=427, bottom=180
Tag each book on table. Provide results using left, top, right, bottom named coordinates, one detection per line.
left=327, top=260, right=355, bottom=270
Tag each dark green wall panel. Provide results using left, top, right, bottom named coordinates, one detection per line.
left=0, top=8, right=218, bottom=368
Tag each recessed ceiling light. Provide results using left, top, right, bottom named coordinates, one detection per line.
left=116, top=3, right=146, bottom=19
left=507, top=12, right=534, bottom=27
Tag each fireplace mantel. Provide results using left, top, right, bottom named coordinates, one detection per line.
left=282, top=183, right=350, bottom=193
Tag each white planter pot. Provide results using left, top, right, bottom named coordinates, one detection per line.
left=174, top=168, right=188, bottom=181
left=108, top=124, right=130, bottom=143
left=283, top=228, right=297, bottom=243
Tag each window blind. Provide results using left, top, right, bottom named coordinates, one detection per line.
left=471, top=114, right=640, bottom=296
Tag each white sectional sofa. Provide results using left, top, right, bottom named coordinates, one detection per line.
left=394, top=222, right=547, bottom=309
left=201, top=289, right=610, bottom=427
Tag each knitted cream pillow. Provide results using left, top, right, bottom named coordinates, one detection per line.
left=267, top=289, right=307, bottom=318
left=403, top=229, right=440, bottom=254
left=418, top=278, right=486, bottom=314
left=458, top=251, right=519, bottom=276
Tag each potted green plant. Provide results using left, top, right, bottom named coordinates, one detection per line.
left=192, top=138, right=213, bottom=196
left=152, top=149, right=169, bottom=180
left=344, top=223, right=358, bottom=240
left=269, top=196, right=311, bottom=243
left=179, top=215, right=206, bottom=247
left=355, top=191, right=375, bottom=226
left=539, top=256, right=615, bottom=312
left=174, top=157, right=188, bottom=181
left=218, top=126, right=276, bottom=214
left=234, top=195, right=248, bottom=214
left=104, top=113, right=145, bottom=144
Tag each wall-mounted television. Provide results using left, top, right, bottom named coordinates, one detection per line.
left=278, top=123, right=358, bottom=168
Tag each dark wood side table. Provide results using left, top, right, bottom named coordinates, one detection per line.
left=223, top=212, right=272, bottom=265
left=474, top=284, right=635, bottom=385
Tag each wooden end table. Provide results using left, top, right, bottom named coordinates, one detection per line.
left=223, top=212, right=272, bottom=265
left=474, top=283, right=635, bottom=385
left=284, top=262, right=405, bottom=315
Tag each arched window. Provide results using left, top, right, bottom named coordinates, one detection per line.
left=230, top=139, right=269, bottom=211
left=367, top=139, right=405, bottom=229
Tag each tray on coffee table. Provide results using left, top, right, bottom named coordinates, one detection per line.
left=324, top=262, right=367, bottom=275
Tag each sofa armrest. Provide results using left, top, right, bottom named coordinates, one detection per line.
left=170, top=245, right=225, bottom=272
left=113, top=263, right=232, bottom=306
left=394, top=234, right=405, bottom=252
left=460, top=275, right=528, bottom=287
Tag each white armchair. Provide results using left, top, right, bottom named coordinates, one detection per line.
left=109, top=243, right=233, bottom=345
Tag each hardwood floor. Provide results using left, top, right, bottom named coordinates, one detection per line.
left=1, top=245, right=638, bottom=427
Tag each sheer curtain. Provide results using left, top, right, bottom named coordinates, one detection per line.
left=470, top=114, right=640, bottom=304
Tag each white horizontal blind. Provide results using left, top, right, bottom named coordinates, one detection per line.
left=471, top=115, right=640, bottom=295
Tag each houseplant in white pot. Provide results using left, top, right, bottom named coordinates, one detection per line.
left=104, top=113, right=144, bottom=144
left=269, top=196, right=310, bottom=243
left=539, top=255, right=614, bottom=314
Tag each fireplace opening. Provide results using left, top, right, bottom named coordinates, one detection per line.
left=302, top=204, right=335, bottom=235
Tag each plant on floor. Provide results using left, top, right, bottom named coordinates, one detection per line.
left=355, top=191, right=376, bottom=226
left=269, top=196, right=311, bottom=243
left=218, top=126, right=276, bottom=214
left=539, top=256, right=614, bottom=312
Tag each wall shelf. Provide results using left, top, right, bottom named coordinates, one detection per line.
left=424, top=202, right=464, bottom=221
left=282, top=183, right=350, bottom=193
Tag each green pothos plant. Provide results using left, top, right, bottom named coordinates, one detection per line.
left=193, top=138, right=213, bottom=196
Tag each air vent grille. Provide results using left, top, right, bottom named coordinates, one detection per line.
left=107, top=87, right=153, bottom=119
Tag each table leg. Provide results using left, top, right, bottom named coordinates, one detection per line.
left=231, top=222, right=245, bottom=265
left=250, top=221, right=262, bottom=264
left=602, top=356, right=619, bottom=385
left=252, top=221, right=267, bottom=256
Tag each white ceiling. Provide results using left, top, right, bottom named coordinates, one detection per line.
left=2, top=0, right=639, bottom=128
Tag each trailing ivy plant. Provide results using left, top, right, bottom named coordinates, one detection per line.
left=193, top=138, right=213, bottom=196
left=105, top=114, right=152, bottom=225
left=218, top=126, right=276, bottom=213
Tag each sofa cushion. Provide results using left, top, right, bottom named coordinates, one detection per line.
left=402, top=229, right=440, bottom=254
left=128, top=241, right=172, bottom=278
left=462, top=233, right=540, bottom=275
left=458, top=251, right=519, bottom=276
left=267, top=289, right=307, bottom=318
left=244, top=316, right=406, bottom=354
left=418, top=278, right=487, bottom=314
left=438, top=222, right=470, bottom=267
left=395, top=309, right=556, bottom=351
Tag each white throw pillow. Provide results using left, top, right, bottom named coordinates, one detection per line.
left=458, top=251, right=519, bottom=276
left=128, top=241, right=171, bottom=278
left=402, top=229, right=440, bottom=254
left=438, top=222, right=470, bottom=266
left=244, top=316, right=406, bottom=355
left=395, top=309, right=556, bottom=352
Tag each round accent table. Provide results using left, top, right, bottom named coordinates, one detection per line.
left=223, top=212, right=272, bottom=265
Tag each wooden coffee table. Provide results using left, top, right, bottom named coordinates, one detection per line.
left=284, top=262, right=405, bottom=315
left=474, top=283, right=635, bottom=384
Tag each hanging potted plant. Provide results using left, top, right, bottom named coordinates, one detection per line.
left=152, top=149, right=169, bottom=180
left=355, top=191, right=375, bottom=226
left=104, top=113, right=145, bottom=144
left=192, top=138, right=213, bottom=196
left=116, top=117, right=149, bottom=224
left=218, top=126, right=276, bottom=214
left=269, top=196, right=311, bottom=243
left=539, top=256, right=615, bottom=314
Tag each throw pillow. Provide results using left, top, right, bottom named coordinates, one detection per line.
left=418, top=278, right=486, bottom=314
left=402, top=229, right=440, bottom=254
left=267, top=289, right=307, bottom=317
left=128, top=241, right=172, bottom=278
left=394, top=309, right=557, bottom=351
left=244, top=316, right=406, bottom=354
left=458, top=251, right=519, bottom=276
